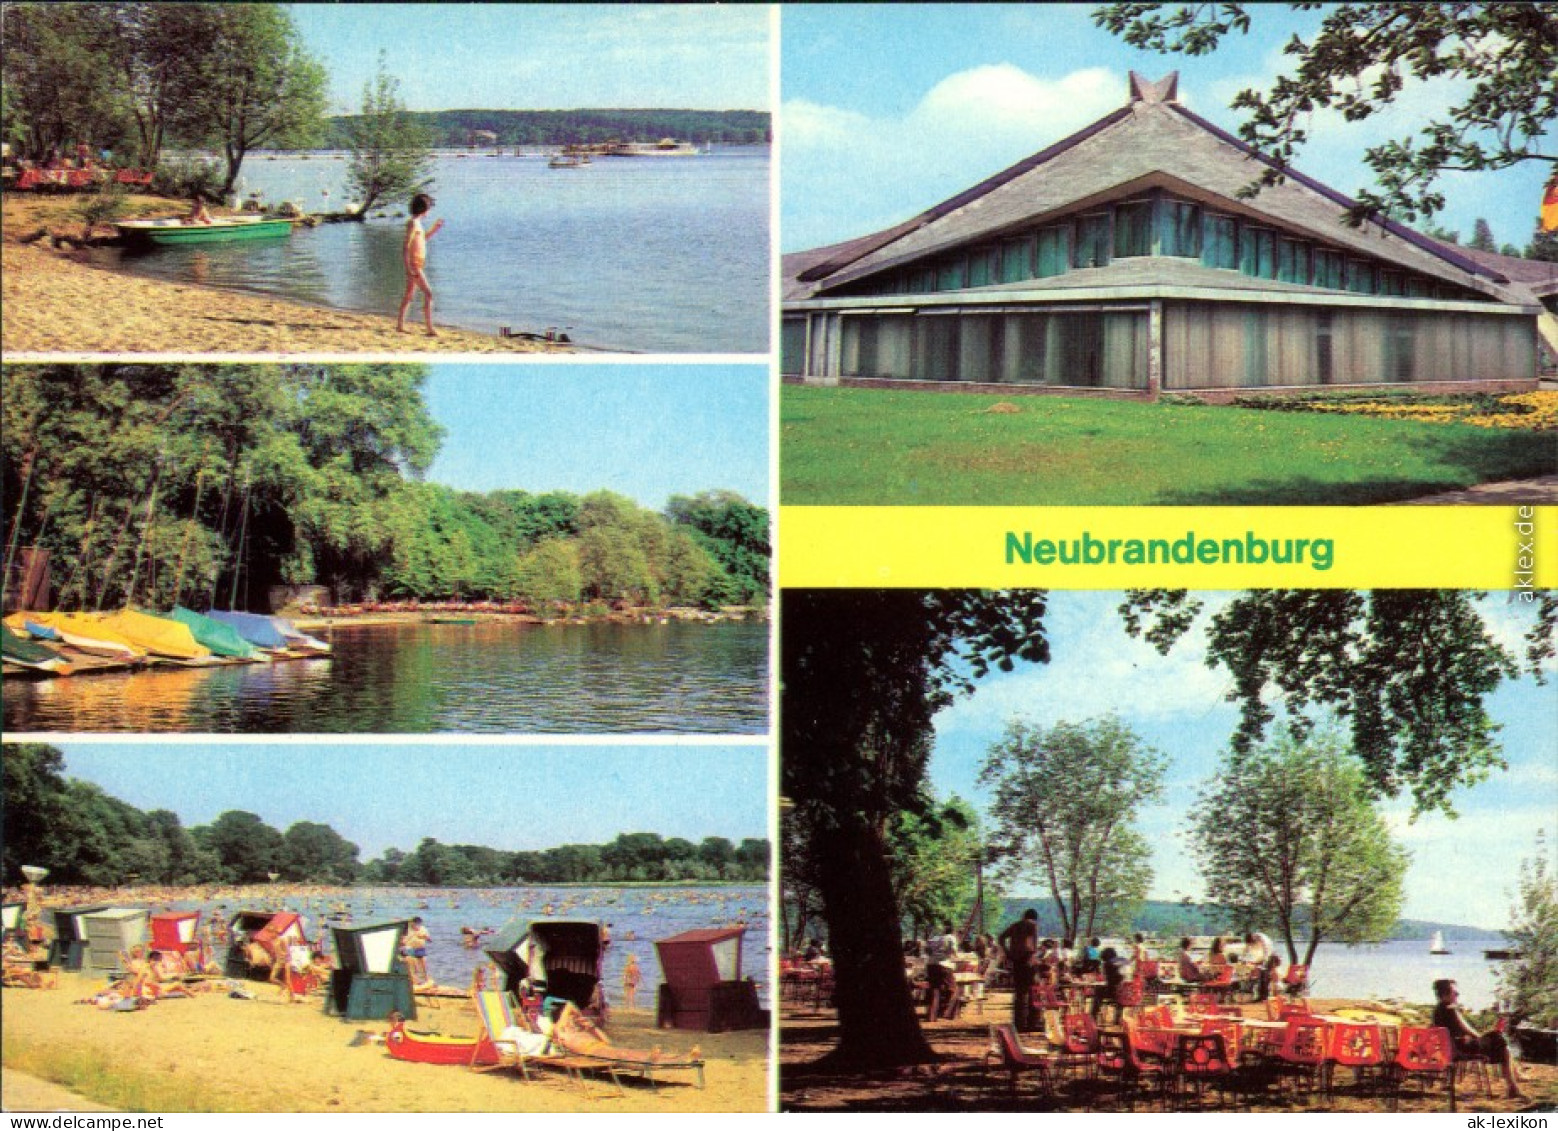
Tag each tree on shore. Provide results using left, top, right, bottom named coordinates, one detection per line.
left=980, top=716, right=1165, bottom=940
left=345, top=53, right=434, bottom=218
left=781, top=588, right=1050, bottom=1069
left=888, top=794, right=992, bottom=941
left=1498, top=832, right=1558, bottom=1030
left=0, top=4, right=127, bottom=162
left=171, top=4, right=327, bottom=196
left=1093, top=2, right=1558, bottom=224
left=1189, top=729, right=1408, bottom=966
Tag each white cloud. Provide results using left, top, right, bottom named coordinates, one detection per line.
left=782, top=64, right=1125, bottom=249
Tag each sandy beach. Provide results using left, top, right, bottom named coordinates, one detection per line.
left=3, top=973, right=768, bottom=1112
left=1, top=194, right=570, bottom=356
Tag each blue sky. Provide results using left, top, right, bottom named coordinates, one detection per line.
left=419, top=364, right=769, bottom=508
left=781, top=4, right=1549, bottom=253
left=291, top=4, right=770, bottom=114
left=47, top=742, right=768, bottom=860
left=926, top=592, right=1556, bottom=932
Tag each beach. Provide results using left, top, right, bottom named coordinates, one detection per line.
left=3, top=973, right=768, bottom=1113
left=1, top=194, right=570, bottom=355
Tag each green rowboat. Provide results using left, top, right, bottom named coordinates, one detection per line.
left=115, top=215, right=294, bottom=246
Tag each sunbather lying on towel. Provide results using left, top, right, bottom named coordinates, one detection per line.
left=550, top=1001, right=700, bottom=1064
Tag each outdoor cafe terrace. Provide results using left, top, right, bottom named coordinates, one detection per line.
left=779, top=954, right=1558, bottom=1113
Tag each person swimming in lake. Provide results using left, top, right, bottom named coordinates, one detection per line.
left=396, top=192, right=444, bottom=336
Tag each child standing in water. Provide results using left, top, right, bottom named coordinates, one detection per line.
left=397, top=193, right=444, bottom=335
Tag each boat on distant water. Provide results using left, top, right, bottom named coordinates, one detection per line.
left=1429, top=930, right=1450, bottom=955
left=115, top=215, right=293, bottom=247
left=1483, top=948, right=1523, bottom=960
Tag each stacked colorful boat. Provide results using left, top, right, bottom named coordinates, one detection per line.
left=2, top=607, right=330, bottom=678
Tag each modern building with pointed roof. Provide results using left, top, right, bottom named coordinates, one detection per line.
left=782, top=73, right=1542, bottom=397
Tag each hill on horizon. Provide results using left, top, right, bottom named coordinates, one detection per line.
left=324, top=108, right=770, bottom=148
left=992, top=898, right=1502, bottom=942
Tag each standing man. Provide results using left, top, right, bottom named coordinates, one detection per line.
left=1243, top=931, right=1276, bottom=1000
left=999, top=909, right=1041, bottom=1032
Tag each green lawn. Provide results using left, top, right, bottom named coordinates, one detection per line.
left=781, top=386, right=1557, bottom=505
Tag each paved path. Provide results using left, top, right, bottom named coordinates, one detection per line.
left=2, top=1069, right=116, bottom=1112
left=1398, top=475, right=1558, bottom=504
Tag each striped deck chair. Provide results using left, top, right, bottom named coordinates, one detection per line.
left=471, top=990, right=590, bottom=1089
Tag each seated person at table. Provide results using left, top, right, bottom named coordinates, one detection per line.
left=1205, top=938, right=1231, bottom=972
left=1080, top=937, right=1102, bottom=975
left=1177, top=938, right=1205, bottom=983
left=1035, top=940, right=1060, bottom=987
left=1058, top=937, right=1076, bottom=972
left=1131, top=932, right=1152, bottom=969
left=1432, top=979, right=1525, bottom=1100
left=924, top=923, right=962, bottom=1020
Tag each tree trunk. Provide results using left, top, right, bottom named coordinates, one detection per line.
left=812, top=818, right=934, bottom=1069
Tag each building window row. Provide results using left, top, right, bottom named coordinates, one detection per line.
left=841, top=193, right=1476, bottom=302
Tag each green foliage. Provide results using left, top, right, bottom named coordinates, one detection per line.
left=279, top=821, right=361, bottom=884
left=781, top=589, right=1051, bottom=1067
left=1094, top=3, right=1558, bottom=224
left=1189, top=729, right=1409, bottom=966
left=195, top=810, right=284, bottom=883
left=323, top=108, right=772, bottom=150
left=165, top=4, right=328, bottom=194
left=1498, top=832, right=1558, bottom=1029
left=75, top=183, right=130, bottom=237
left=667, top=490, right=771, bottom=605
left=781, top=386, right=1557, bottom=506
left=150, top=154, right=226, bottom=200
left=1, top=4, right=130, bottom=162
left=514, top=538, right=582, bottom=609
left=888, top=795, right=988, bottom=938
left=1121, top=590, right=1519, bottom=816
left=1529, top=224, right=1558, bottom=263
left=363, top=831, right=770, bottom=885
left=1469, top=218, right=1499, bottom=253
left=980, top=716, right=1165, bottom=940
left=2, top=364, right=442, bottom=610
left=345, top=52, right=434, bottom=216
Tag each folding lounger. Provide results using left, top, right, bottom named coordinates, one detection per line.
left=471, top=989, right=594, bottom=1091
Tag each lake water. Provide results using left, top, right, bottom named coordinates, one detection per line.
left=166, top=884, right=770, bottom=1008
left=1299, top=938, right=1512, bottom=1008
left=99, top=149, right=770, bottom=352
left=1, top=620, right=770, bottom=734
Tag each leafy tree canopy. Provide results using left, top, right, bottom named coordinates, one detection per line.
left=1120, top=589, right=1529, bottom=816
left=1189, top=728, right=1409, bottom=965
left=1094, top=2, right=1558, bottom=224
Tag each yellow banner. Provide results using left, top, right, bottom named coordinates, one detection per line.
left=779, top=506, right=1555, bottom=590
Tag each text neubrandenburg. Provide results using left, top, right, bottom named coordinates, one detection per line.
left=1005, top=531, right=1335, bottom=572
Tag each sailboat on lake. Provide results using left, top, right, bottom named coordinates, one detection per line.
left=1429, top=930, right=1450, bottom=955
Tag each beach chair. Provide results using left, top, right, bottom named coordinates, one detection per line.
left=549, top=1023, right=707, bottom=1095
left=1389, top=1026, right=1457, bottom=1112
left=985, top=1023, right=1058, bottom=1099
left=1325, top=1021, right=1386, bottom=1100
left=1172, top=1032, right=1236, bottom=1110
left=470, top=990, right=586, bottom=1089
